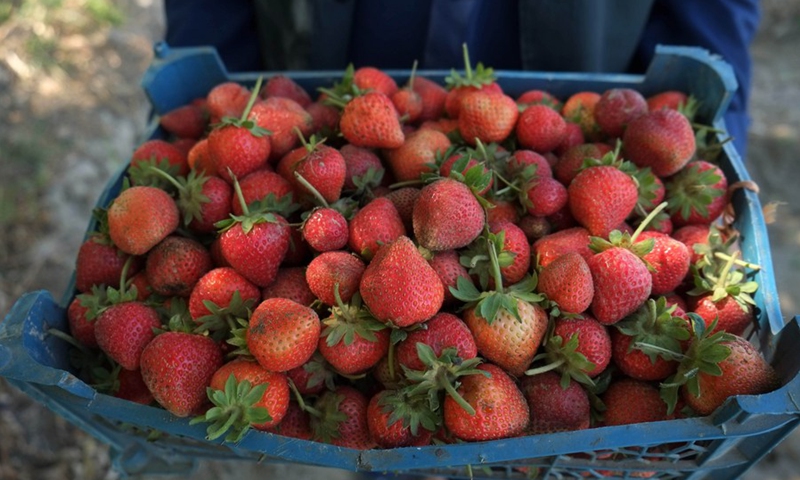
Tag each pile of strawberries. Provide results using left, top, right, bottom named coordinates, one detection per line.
left=63, top=49, right=780, bottom=451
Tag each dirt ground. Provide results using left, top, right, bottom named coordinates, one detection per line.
left=0, top=1, right=798, bottom=479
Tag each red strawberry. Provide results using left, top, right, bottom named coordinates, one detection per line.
left=672, top=224, right=713, bottom=265
left=318, top=293, right=389, bottom=375
left=391, top=80, right=424, bottom=124
left=348, top=197, right=406, bottom=260
left=384, top=128, right=451, bottom=183
left=396, top=312, right=478, bottom=371
left=517, top=89, right=562, bottom=110
left=520, top=371, right=590, bottom=434
left=521, top=175, right=569, bottom=217
left=532, top=227, right=592, bottom=268
left=553, top=142, right=612, bottom=186
left=507, top=149, right=553, bottom=178
left=353, top=66, right=398, bottom=97
left=384, top=187, right=421, bottom=231
left=518, top=214, right=552, bottom=243
left=188, top=267, right=261, bottom=322
left=412, top=76, right=448, bottom=123
left=339, top=92, right=405, bottom=149
left=428, top=250, right=473, bottom=307
left=666, top=160, right=729, bottom=227
left=261, top=267, right=316, bottom=306
left=647, top=90, right=691, bottom=112
left=443, top=45, right=500, bottom=119
left=129, top=139, right=190, bottom=181
left=535, top=315, right=612, bottom=382
left=690, top=294, right=754, bottom=337
left=340, top=144, right=385, bottom=192
left=485, top=198, right=519, bottom=225
left=443, top=363, right=529, bottom=442
left=206, top=81, right=251, bottom=122
left=145, top=235, right=213, bottom=297
left=465, top=221, right=530, bottom=287
left=306, top=100, right=340, bottom=136
left=636, top=231, right=691, bottom=295
left=537, top=251, right=594, bottom=315
left=568, top=166, right=638, bottom=238
left=458, top=90, right=519, bottom=145
left=366, top=389, right=435, bottom=448
left=601, top=378, right=669, bottom=426
left=187, top=138, right=216, bottom=175
left=247, top=297, right=321, bottom=372
left=266, top=402, right=312, bottom=440
left=107, top=186, right=180, bottom=256
left=75, top=233, right=142, bottom=293
left=115, top=368, right=154, bottom=405
left=286, top=353, right=335, bottom=396
left=561, top=91, right=602, bottom=141
left=555, top=121, right=586, bottom=156
left=159, top=104, right=208, bottom=139
left=359, top=236, right=444, bottom=328
left=302, top=207, right=349, bottom=252
left=594, top=88, right=648, bottom=138
left=413, top=178, right=485, bottom=251
left=232, top=169, right=294, bottom=216
left=140, top=331, right=223, bottom=417
left=305, top=250, right=366, bottom=305
left=516, top=104, right=567, bottom=153
left=248, top=96, right=314, bottom=162
left=623, top=108, right=696, bottom=177
left=311, top=386, right=376, bottom=449
left=261, top=74, right=312, bottom=107
left=67, top=293, right=101, bottom=348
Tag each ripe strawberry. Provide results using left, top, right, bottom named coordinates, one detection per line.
left=623, top=108, right=696, bottom=177
left=247, top=297, right=321, bottom=372
left=140, top=331, right=223, bottom=417
left=339, top=92, right=405, bottom=149
left=366, top=389, right=436, bottom=448
left=458, top=90, right=519, bottom=145
left=306, top=100, right=340, bottom=137
left=555, top=122, right=586, bottom=156
left=248, top=96, right=314, bottom=162
left=553, top=142, right=612, bottom=186
left=340, top=144, right=385, bottom=192
left=159, top=104, right=208, bottom=139
left=359, top=236, right=444, bottom=328
left=532, top=227, right=592, bottom=270
left=384, top=128, right=451, bottom=183
left=348, top=197, right=406, bottom=260
left=318, top=293, right=389, bottom=375
left=443, top=45, right=501, bottom=119
left=266, top=402, right=312, bottom=440
left=396, top=312, right=478, bottom=372
left=261, top=267, right=316, bottom=306
left=187, top=138, right=216, bottom=175
left=75, top=231, right=143, bottom=293
left=412, top=75, right=448, bottom=123
left=518, top=214, right=551, bottom=243
left=520, top=371, right=590, bottom=434
left=517, top=89, right=562, bottom=110
left=646, top=90, right=692, bottom=113
left=413, top=178, right=485, bottom=251
left=107, top=185, right=180, bottom=256
left=521, top=175, right=569, bottom=217
left=311, top=386, right=376, bottom=449
left=666, top=160, right=729, bottom=227
left=568, top=165, right=638, bottom=238
left=115, top=368, right=154, bottom=405
left=464, top=222, right=531, bottom=288
left=561, top=91, right=602, bottom=141
left=261, top=74, right=312, bottom=107
left=188, top=267, right=261, bottom=322
left=532, top=315, right=612, bottom=384
left=354, top=66, right=398, bottom=97
left=485, top=199, right=519, bottom=225
left=67, top=291, right=103, bottom=348
left=672, top=224, right=713, bottom=265
left=594, top=88, right=648, bottom=138
left=206, top=81, right=251, bottom=122
left=232, top=169, right=294, bottom=216
left=145, top=235, right=212, bottom=297
left=601, top=378, right=669, bottom=426
left=428, top=250, right=472, bottom=307
left=302, top=207, right=349, bottom=252
left=129, top=139, right=190, bottom=183
left=305, top=250, right=365, bottom=305
left=690, top=294, right=754, bottom=337
left=200, top=358, right=290, bottom=440
left=384, top=187, right=421, bottom=231
left=172, top=137, right=198, bottom=156
left=537, top=251, right=594, bottom=315
left=516, top=104, right=567, bottom=153
left=285, top=353, right=336, bottom=396
left=443, top=363, right=529, bottom=442
left=507, top=149, right=553, bottom=178
left=636, top=231, right=691, bottom=295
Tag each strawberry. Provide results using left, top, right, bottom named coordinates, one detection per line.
left=128, top=139, right=190, bottom=185
left=384, top=128, right=451, bottom=183
left=413, top=178, right=485, bottom=251
left=611, top=297, right=690, bottom=381
left=457, top=90, right=519, bottom=145
left=507, top=149, right=553, bottom=178
left=517, top=89, right=562, bottom=110
left=443, top=44, right=501, bottom=119
left=521, top=175, right=569, bottom=218
left=601, top=378, right=669, bottom=426
left=248, top=96, right=314, bottom=162
left=311, top=386, right=376, bottom=449
left=532, top=226, right=592, bottom=269
left=662, top=317, right=780, bottom=416
left=353, top=66, right=398, bottom=97
left=516, top=104, right=567, bottom=153
left=396, top=312, right=478, bottom=372
left=140, top=331, right=223, bottom=417
left=261, top=74, right=312, bottom=107
left=636, top=230, right=691, bottom=295
left=188, top=267, right=261, bottom=323
left=561, top=91, right=602, bottom=141
left=485, top=199, right=519, bottom=225
left=672, top=224, right=713, bottom=265
left=537, top=251, right=594, bottom=315
left=159, top=104, right=208, bottom=139
left=412, top=75, right=448, bottom=123
left=115, top=368, right=155, bottom=405
left=594, top=88, right=648, bottom=138
left=568, top=165, right=638, bottom=238
left=198, top=358, right=290, bottom=440
left=647, top=91, right=696, bottom=116
left=428, top=250, right=472, bottom=307
left=286, top=353, right=336, bottom=396
left=623, top=108, right=696, bottom=177
left=553, top=142, right=612, bottom=186
left=172, top=138, right=198, bottom=156
left=187, top=138, right=216, bottom=175
left=518, top=214, right=552, bottom=243
left=691, top=294, right=754, bottom=337
left=75, top=227, right=143, bottom=293
left=366, top=389, right=436, bottom=448
left=359, top=236, right=444, bottom=328
left=145, top=235, right=212, bottom=297
left=265, top=402, right=312, bottom=440
left=519, top=371, right=590, bottom=434
left=302, top=207, right=349, bottom=252
left=231, top=169, right=294, bottom=216
left=384, top=187, right=421, bottom=231
left=666, top=160, right=729, bottom=227
left=306, top=100, right=340, bottom=137
left=318, top=292, right=389, bottom=375
left=107, top=185, right=179, bottom=256
left=339, top=92, right=405, bottom=149
left=261, top=267, right=316, bottom=306
left=305, top=250, right=366, bottom=305
left=443, top=363, right=529, bottom=442
left=462, top=222, right=530, bottom=288
left=555, top=122, right=586, bottom=156
left=206, top=81, right=251, bottom=122
left=391, top=65, right=424, bottom=124
left=279, top=134, right=347, bottom=205
left=340, top=144, right=385, bottom=193
left=348, top=197, right=406, bottom=260
left=247, top=297, right=321, bottom=372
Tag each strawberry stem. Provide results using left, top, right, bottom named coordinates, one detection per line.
left=294, top=171, right=330, bottom=208
left=524, top=358, right=565, bottom=376
left=440, top=370, right=476, bottom=416
left=461, top=43, right=472, bottom=80
left=146, top=166, right=185, bottom=193
left=240, top=76, right=264, bottom=123
left=630, top=201, right=668, bottom=243
left=408, top=59, right=419, bottom=89
left=46, top=328, right=92, bottom=355
left=714, top=250, right=739, bottom=291
left=715, top=252, right=760, bottom=270
left=230, top=172, right=250, bottom=216
left=288, top=378, right=322, bottom=418
left=488, top=239, right=504, bottom=292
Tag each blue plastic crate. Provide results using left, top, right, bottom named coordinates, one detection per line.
left=0, top=43, right=796, bottom=479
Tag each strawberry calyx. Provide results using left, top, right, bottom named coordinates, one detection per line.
left=189, top=373, right=271, bottom=442
left=677, top=95, right=700, bottom=122
left=659, top=315, right=734, bottom=415
left=308, top=390, right=350, bottom=443
left=402, top=343, right=488, bottom=416
left=376, top=385, right=442, bottom=436
left=687, top=249, right=759, bottom=312
left=297, top=352, right=338, bottom=393
left=225, top=315, right=255, bottom=360
left=127, top=156, right=184, bottom=190
left=630, top=166, right=662, bottom=217
left=525, top=324, right=597, bottom=389
left=318, top=64, right=365, bottom=109
left=216, top=173, right=296, bottom=234
left=322, top=286, right=386, bottom=348
left=146, top=165, right=211, bottom=227
left=213, top=76, right=271, bottom=138
left=459, top=230, right=516, bottom=290
left=664, top=161, right=725, bottom=221
left=194, top=290, right=256, bottom=342
left=613, top=297, right=690, bottom=364
left=444, top=43, right=496, bottom=90
left=154, top=297, right=196, bottom=335
left=589, top=202, right=668, bottom=268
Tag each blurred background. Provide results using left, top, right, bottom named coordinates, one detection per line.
left=0, top=0, right=798, bottom=478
